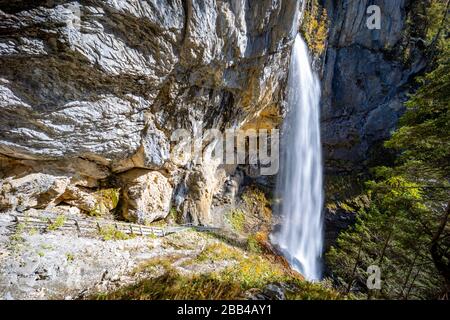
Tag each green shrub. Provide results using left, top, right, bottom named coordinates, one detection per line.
left=99, top=225, right=130, bottom=241
left=66, top=253, right=75, bottom=262
left=48, top=215, right=66, bottom=231
left=300, top=0, right=329, bottom=57
left=246, top=234, right=263, bottom=254
left=89, top=188, right=120, bottom=216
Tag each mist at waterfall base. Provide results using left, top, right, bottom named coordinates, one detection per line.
left=271, top=34, right=324, bottom=282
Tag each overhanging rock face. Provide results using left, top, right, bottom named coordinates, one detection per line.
left=0, top=0, right=300, bottom=224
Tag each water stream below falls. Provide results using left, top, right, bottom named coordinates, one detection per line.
left=272, top=34, right=324, bottom=281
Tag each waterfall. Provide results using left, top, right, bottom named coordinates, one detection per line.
left=272, top=34, right=324, bottom=281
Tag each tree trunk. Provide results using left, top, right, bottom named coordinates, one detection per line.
left=399, top=253, right=418, bottom=299
left=430, top=201, right=450, bottom=296
left=346, top=238, right=363, bottom=294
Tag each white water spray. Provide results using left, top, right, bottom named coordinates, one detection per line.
left=273, top=34, right=324, bottom=281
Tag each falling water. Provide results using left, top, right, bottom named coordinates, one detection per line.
left=272, top=34, right=324, bottom=281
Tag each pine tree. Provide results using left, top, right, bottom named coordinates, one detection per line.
left=326, top=0, right=449, bottom=299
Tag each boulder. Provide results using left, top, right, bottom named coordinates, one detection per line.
left=118, top=169, right=173, bottom=224
left=60, top=186, right=119, bottom=216
left=0, top=173, right=70, bottom=211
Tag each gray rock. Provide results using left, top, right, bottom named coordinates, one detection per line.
left=141, top=125, right=170, bottom=169
left=118, top=169, right=173, bottom=224
left=0, top=0, right=301, bottom=223
left=321, top=0, right=427, bottom=172
left=262, top=283, right=286, bottom=300
left=0, top=1, right=298, bottom=164
left=0, top=173, right=70, bottom=211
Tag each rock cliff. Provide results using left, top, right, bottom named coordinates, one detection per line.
left=320, top=0, right=427, bottom=172
left=0, top=0, right=300, bottom=224
left=0, top=0, right=431, bottom=224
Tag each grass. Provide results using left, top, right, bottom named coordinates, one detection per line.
left=89, top=204, right=103, bottom=217
left=162, top=231, right=201, bottom=250
left=10, top=222, right=25, bottom=243
left=93, top=235, right=344, bottom=300
left=96, top=268, right=243, bottom=300
left=99, top=225, right=130, bottom=241
left=221, top=255, right=288, bottom=289
left=28, top=227, right=38, bottom=235
left=132, top=255, right=185, bottom=275
left=196, top=242, right=243, bottom=262
left=147, top=233, right=158, bottom=239
left=246, top=233, right=264, bottom=254
left=94, top=254, right=341, bottom=300
left=226, top=209, right=246, bottom=232
left=9, top=222, right=25, bottom=253
left=203, top=230, right=248, bottom=250
left=47, top=215, right=66, bottom=231
left=40, top=243, right=53, bottom=250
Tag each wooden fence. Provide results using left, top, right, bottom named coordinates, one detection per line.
left=11, top=214, right=218, bottom=238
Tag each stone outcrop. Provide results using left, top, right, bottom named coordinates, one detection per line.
left=0, top=173, right=70, bottom=211
left=178, top=162, right=229, bottom=225
left=0, top=0, right=301, bottom=223
left=0, top=154, right=109, bottom=212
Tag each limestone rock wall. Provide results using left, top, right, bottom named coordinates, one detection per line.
left=0, top=0, right=301, bottom=224
left=320, top=0, right=427, bottom=172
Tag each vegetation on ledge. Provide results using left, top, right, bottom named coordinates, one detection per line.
left=301, top=0, right=328, bottom=58
left=94, top=233, right=343, bottom=300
